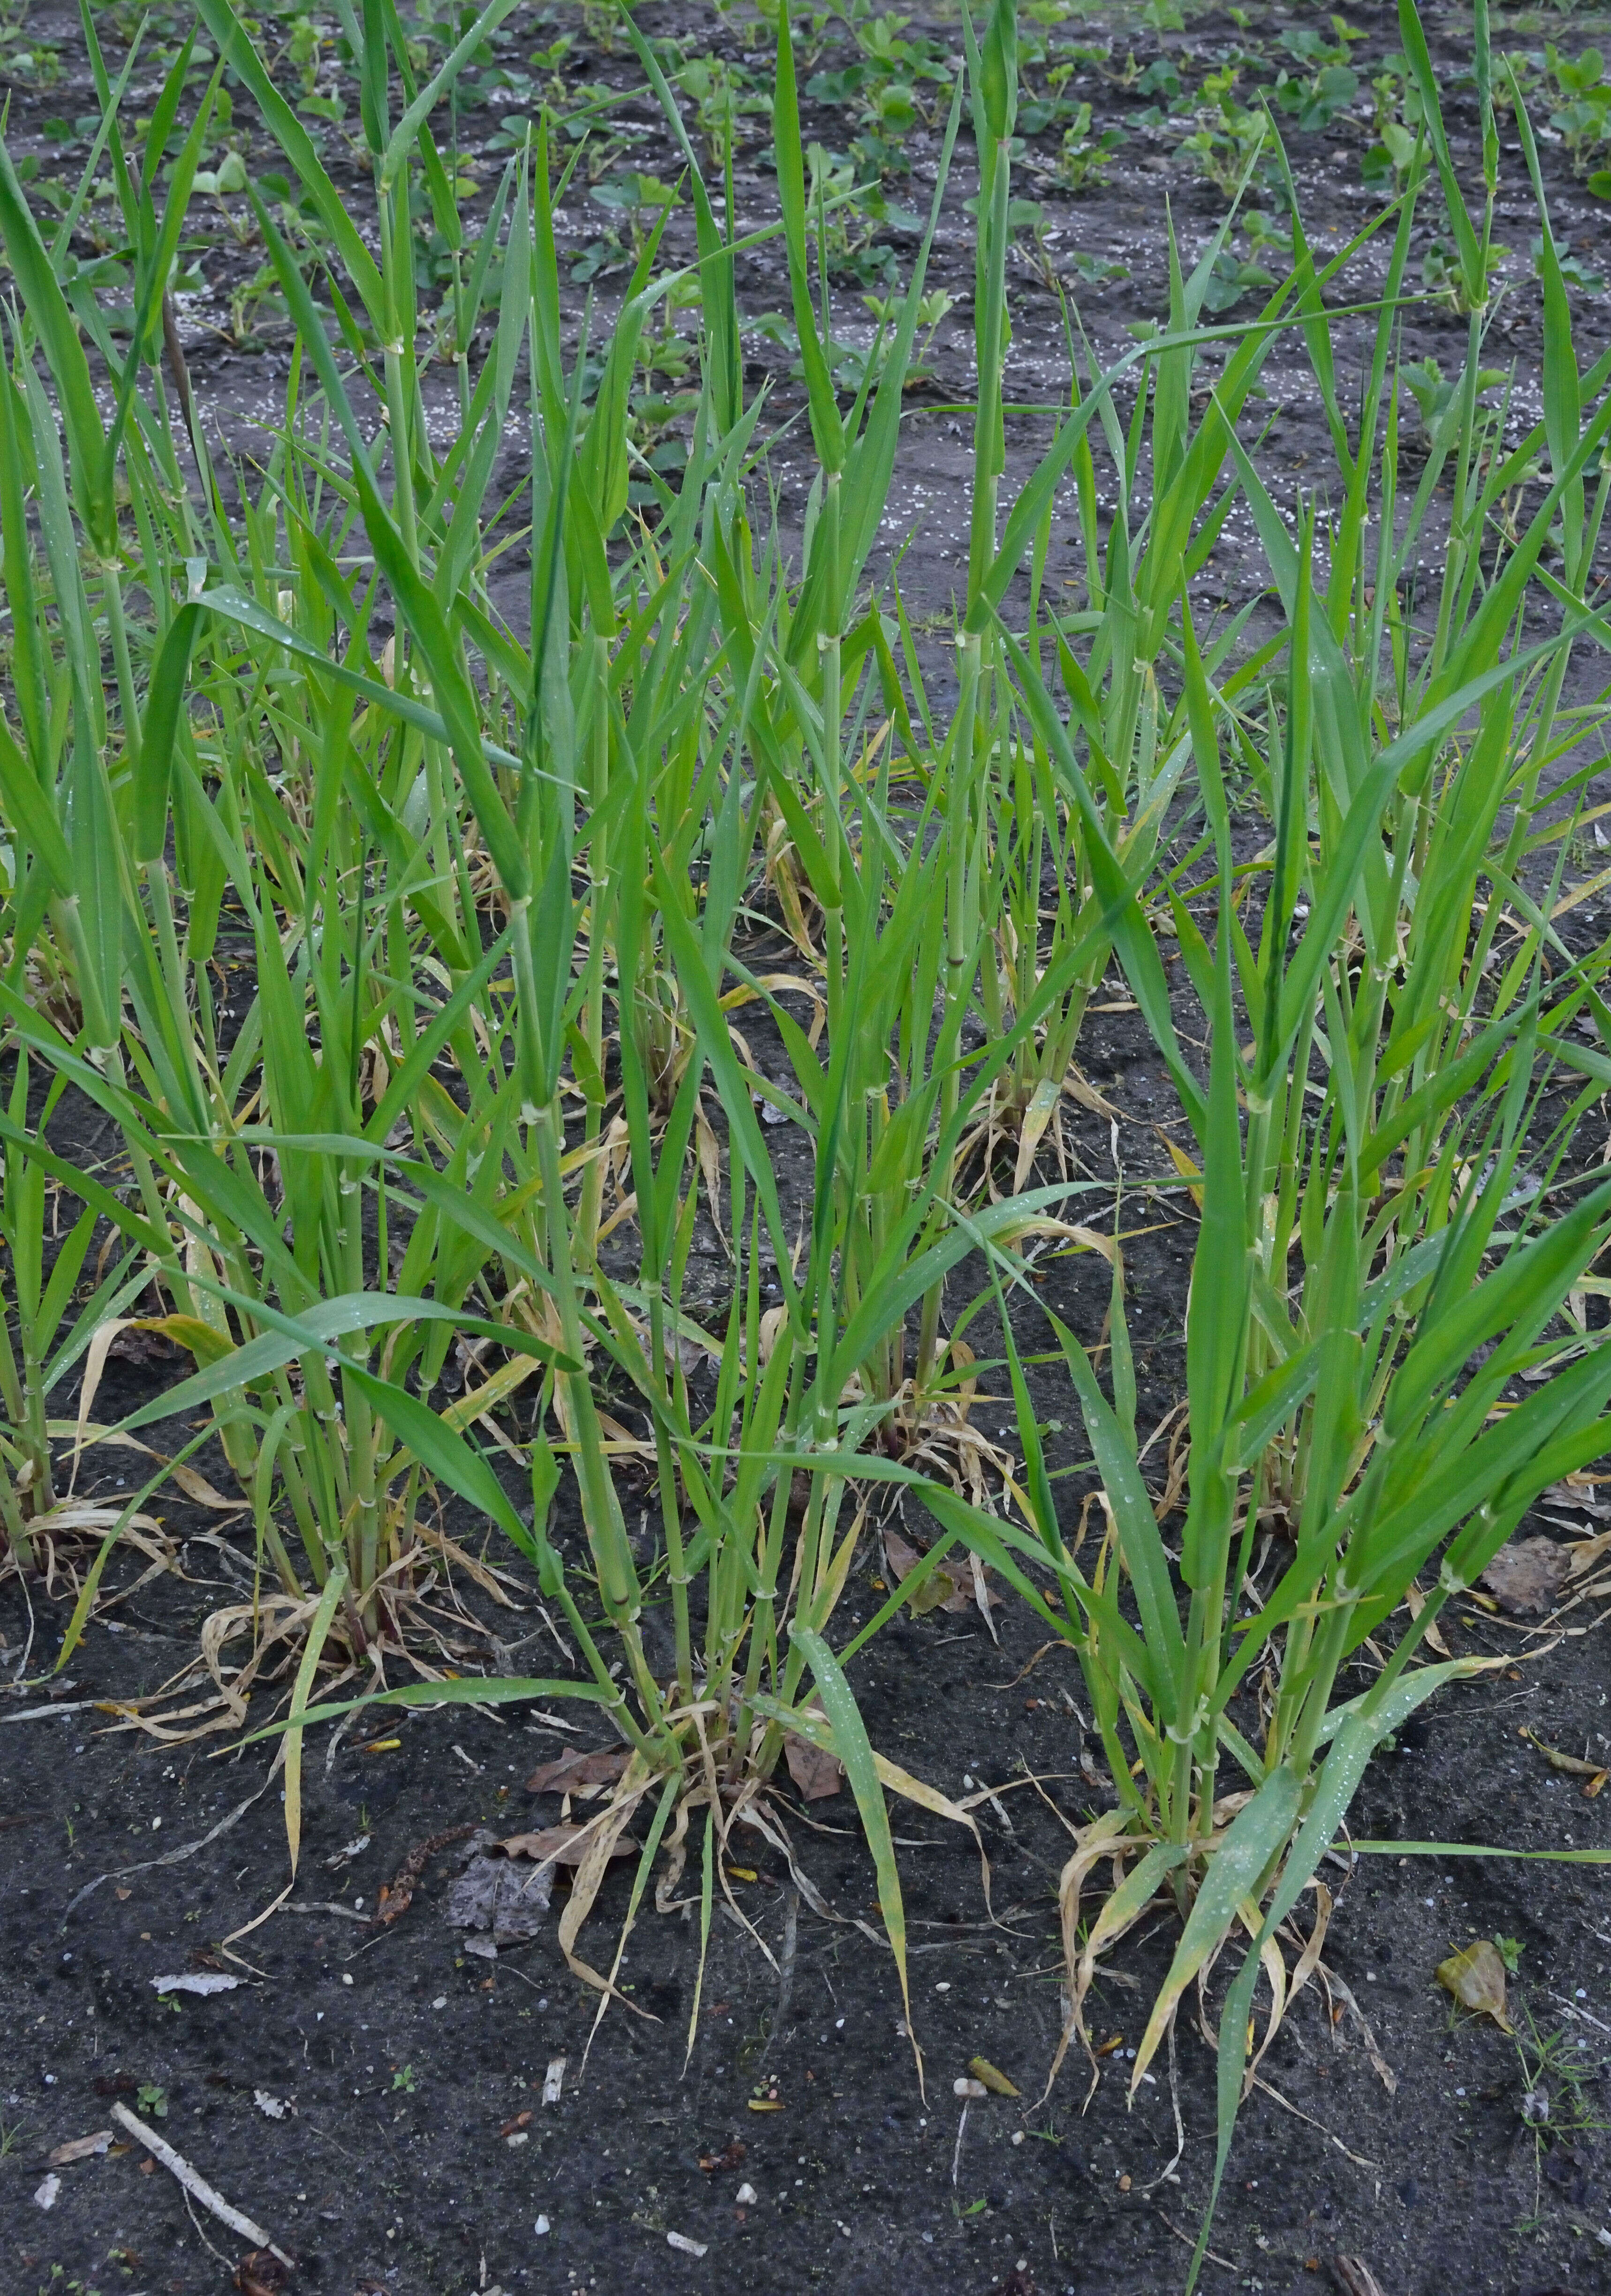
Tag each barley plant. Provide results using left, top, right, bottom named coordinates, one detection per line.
left=0, top=0, right=1607, bottom=2270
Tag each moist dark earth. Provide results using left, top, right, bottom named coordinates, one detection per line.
left=7, top=0, right=1611, bottom=2291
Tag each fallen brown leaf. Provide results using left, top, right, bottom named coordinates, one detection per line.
left=783, top=1732, right=843, bottom=1802
left=524, top=1747, right=631, bottom=1797
left=1480, top=1536, right=1571, bottom=1615
left=499, top=1825, right=638, bottom=1866
left=46, top=2130, right=112, bottom=2167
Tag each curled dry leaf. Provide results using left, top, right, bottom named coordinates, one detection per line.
left=167, top=1460, right=246, bottom=1510
left=1520, top=1725, right=1611, bottom=1795
left=1479, top=1536, right=1571, bottom=1616
left=46, top=2129, right=112, bottom=2167
left=1435, top=1939, right=1514, bottom=2032
left=883, top=1524, right=971, bottom=1617
left=966, top=2056, right=1021, bottom=2098
left=699, top=2137, right=746, bottom=2173
left=524, top=1747, right=631, bottom=1797
left=500, top=1824, right=639, bottom=1868
left=234, top=2250, right=294, bottom=2296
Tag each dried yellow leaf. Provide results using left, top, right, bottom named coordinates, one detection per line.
left=1435, top=1939, right=1513, bottom=2032
left=966, top=2055, right=1021, bottom=2098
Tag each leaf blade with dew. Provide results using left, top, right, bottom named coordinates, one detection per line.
left=1185, top=1660, right=1487, bottom=2286
left=379, top=0, right=524, bottom=190
left=1130, top=1764, right=1302, bottom=2093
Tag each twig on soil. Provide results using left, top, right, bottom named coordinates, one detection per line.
left=496, top=1958, right=548, bottom=1993
left=1550, top=1989, right=1611, bottom=2038
left=182, top=2182, right=236, bottom=2271
left=951, top=2099, right=970, bottom=2187
left=1328, top=2261, right=1387, bottom=2296
left=109, top=2101, right=293, bottom=2268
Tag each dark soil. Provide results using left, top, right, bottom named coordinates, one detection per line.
left=8, top=1283, right=1611, bottom=2296
left=6, top=1, right=1611, bottom=2292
